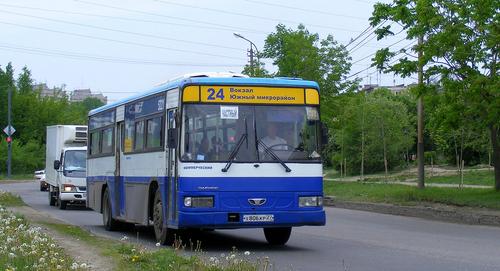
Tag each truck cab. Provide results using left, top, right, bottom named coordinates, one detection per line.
left=45, top=125, right=87, bottom=209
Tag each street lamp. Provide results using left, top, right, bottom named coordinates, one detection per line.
left=233, top=32, right=260, bottom=76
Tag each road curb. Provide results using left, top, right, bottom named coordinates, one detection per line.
left=323, top=197, right=500, bottom=227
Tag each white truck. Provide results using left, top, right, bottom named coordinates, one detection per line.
left=45, top=125, right=88, bottom=209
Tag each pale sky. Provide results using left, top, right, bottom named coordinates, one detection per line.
left=0, top=0, right=412, bottom=103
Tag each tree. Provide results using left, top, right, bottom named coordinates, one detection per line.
left=262, top=24, right=358, bottom=96
left=370, top=0, right=500, bottom=190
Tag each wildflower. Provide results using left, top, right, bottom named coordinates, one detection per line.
left=131, top=255, right=140, bottom=262
left=80, top=263, right=87, bottom=268
left=50, top=243, right=56, bottom=248
left=8, top=252, right=15, bottom=258
left=120, top=236, right=129, bottom=241
left=244, top=251, right=251, bottom=256
left=56, top=265, right=62, bottom=270
left=155, top=242, right=161, bottom=247
left=39, top=257, right=45, bottom=263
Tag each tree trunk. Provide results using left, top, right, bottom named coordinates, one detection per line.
left=490, top=125, right=500, bottom=191
left=381, top=121, right=388, bottom=180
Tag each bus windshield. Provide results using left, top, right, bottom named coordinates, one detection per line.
left=181, top=104, right=321, bottom=163
left=64, top=150, right=87, bottom=177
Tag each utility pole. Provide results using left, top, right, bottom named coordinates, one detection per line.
left=417, top=35, right=425, bottom=189
left=7, top=86, right=12, bottom=178
left=234, top=33, right=260, bottom=77
left=248, top=47, right=255, bottom=77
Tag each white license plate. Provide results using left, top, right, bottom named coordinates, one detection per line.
left=243, top=214, right=274, bottom=222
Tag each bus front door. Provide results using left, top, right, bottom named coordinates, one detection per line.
left=167, top=109, right=177, bottom=223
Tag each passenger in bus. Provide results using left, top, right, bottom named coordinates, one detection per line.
left=260, top=123, right=288, bottom=151
left=196, top=137, right=210, bottom=160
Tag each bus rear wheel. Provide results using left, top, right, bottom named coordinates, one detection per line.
left=153, top=189, right=174, bottom=245
left=103, top=187, right=120, bottom=231
left=263, top=227, right=292, bottom=246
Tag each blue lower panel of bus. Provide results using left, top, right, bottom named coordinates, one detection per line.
left=178, top=210, right=325, bottom=228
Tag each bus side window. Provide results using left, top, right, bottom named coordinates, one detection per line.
left=134, top=121, right=145, bottom=151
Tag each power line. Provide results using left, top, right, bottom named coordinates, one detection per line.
left=154, top=0, right=363, bottom=33
left=242, top=0, right=367, bottom=20
left=348, top=21, right=391, bottom=53
left=0, top=2, right=266, bottom=35
left=351, top=37, right=411, bottom=65
left=0, top=9, right=244, bottom=52
left=0, top=43, right=244, bottom=67
left=0, top=21, right=246, bottom=60
left=75, top=0, right=269, bottom=36
left=347, top=40, right=416, bottom=79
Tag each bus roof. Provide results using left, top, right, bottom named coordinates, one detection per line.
left=89, top=76, right=319, bottom=116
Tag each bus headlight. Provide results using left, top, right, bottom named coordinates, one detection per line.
left=299, top=196, right=323, bottom=207
left=63, top=184, right=77, bottom=192
left=184, top=196, right=214, bottom=208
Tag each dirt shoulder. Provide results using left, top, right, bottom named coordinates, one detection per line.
left=9, top=206, right=115, bottom=271
left=325, top=197, right=500, bottom=227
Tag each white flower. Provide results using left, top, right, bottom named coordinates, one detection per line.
left=244, top=251, right=251, bottom=256
left=155, top=242, right=161, bottom=247
left=8, top=252, right=15, bottom=258
left=56, top=265, right=62, bottom=270
left=50, top=244, right=56, bottom=248
left=80, top=263, right=87, bottom=268
left=120, top=236, right=129, bottom=241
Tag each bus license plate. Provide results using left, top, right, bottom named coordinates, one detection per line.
left=243, top=214, right=274, bottom=222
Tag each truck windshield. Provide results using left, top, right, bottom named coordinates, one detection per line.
left=181, top=104, right=321, bottom=163
left=64, top=150, right=87, bottom=177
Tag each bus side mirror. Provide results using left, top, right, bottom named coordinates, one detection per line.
left=53, top=160, right=61, bottom=170
left=320, top=122, right=329, bottom=148
left=167, top=128, right=178, bottom=148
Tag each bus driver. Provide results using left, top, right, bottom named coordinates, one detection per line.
left=260, top=123, right=288, bottom=151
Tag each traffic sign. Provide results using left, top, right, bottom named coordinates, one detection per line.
left=3, top=125, right=15, bottom=136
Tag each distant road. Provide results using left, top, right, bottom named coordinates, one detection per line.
left=2, top=181, right=500, bottom=271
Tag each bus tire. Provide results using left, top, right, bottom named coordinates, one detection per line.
left=103, top=187, right=120, bottom=231
left=48, top=189, right=56, bottom=206
left=153, top=189, right=174, bottom=245
left=263, top=227, right=292, bottom=246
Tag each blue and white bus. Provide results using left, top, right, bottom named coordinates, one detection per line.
left=87, top=73, right=327, bottom=245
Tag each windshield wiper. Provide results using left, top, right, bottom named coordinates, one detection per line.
left=222, top=118, right=248, bottom=173
left=257, top=139, right=292, bottom=172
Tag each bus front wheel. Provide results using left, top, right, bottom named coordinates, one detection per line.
left=103, top=187, right=120, bottom=231
left=153, top=189, right=174, bottom=245
left=263, top=227, right=292, bottom=246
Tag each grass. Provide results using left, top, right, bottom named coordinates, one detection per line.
left=0, top=206, right=86, bottom=270
left=425, top=170, right=494, bottom=186
left=324, top=181, right=500, bottom=210
left=0, top=174, right=33, bottom=181
left=44, top=223, right=261, bottom=271
left=0, top=191, right=26, bottom=207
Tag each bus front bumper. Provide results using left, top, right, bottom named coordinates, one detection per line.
left=176, top=210, right=325, bottom=229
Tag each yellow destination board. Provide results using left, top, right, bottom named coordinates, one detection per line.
left=198, top=86, right=305, bottom=104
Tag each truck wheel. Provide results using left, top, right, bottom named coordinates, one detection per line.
left=103, top=187, right=120, bottom=231
left=153, top=189, right=174, bottom=245
left=48, top=189, right=56, bottom=206
left=263, top=227, right=292, bottom=246
left=58, top=196, right=67, bottom=210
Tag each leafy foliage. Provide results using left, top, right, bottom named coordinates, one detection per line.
left=370, top=0, right=500, bottom=189
left=0, top=63, right=103, bottom=174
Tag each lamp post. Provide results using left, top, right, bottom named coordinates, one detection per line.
left=233, top=33, right=260, bottom=76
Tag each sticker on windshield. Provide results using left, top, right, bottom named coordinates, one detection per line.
left=306, top=106, right=319, bottom=120
left=220, top=106, right=239, bottom=119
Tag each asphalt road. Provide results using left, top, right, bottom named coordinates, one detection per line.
left=2, top=181, right=500, bottom=271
